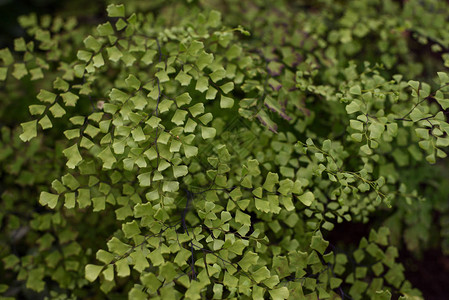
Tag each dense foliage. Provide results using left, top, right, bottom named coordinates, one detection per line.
left=1, top=0, right=449, bottom=299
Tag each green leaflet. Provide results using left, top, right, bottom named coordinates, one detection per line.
left=201, top=126, right=216, bottom=139
left=98, top=146, right=117, bottom=169
left=298, top=191, right=315, bottom=206
left=106, top=4, right=125, bottom=17
left=39, top=192, right=59, bottom=209
left=62, top=144, right=83, bottom=169
left=85, top=264, right=103, bottom=282
left=19, top=120, right=37, bottom=142
left=220, top=95, right=234, bottom=108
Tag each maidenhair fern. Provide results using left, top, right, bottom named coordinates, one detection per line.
left=1, top=1, right=449, bottom=299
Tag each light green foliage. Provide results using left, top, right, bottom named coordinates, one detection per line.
left=3, top=0, right=449, bottom=299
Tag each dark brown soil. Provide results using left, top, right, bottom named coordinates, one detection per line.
left=401, top=249, right=449, bottom=300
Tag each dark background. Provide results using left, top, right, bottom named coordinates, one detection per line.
left=0, top=0, right=106, bottom=48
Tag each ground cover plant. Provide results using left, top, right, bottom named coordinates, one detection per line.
left=1, top=0, right=449, bottom=299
